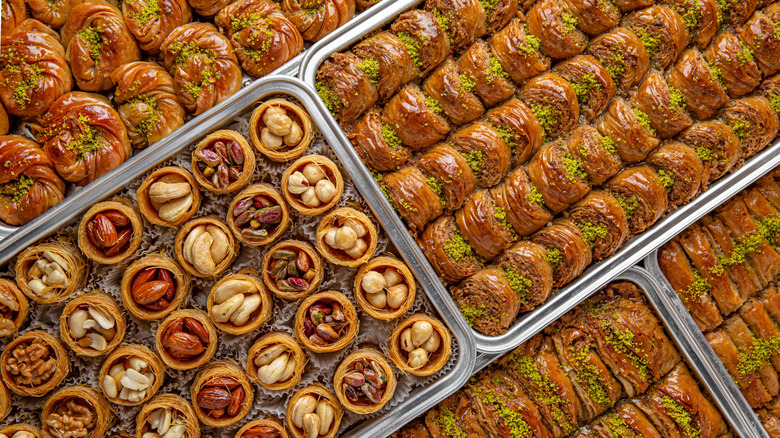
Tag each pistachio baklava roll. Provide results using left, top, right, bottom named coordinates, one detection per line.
left=236, top=419, right=288, bottom=438
left=422, top=59, right=485, bottom=126
left=418, top=215, right=484, bottom=284
left=136, top=394, right=200, bottom=438
left=295, top=291, right=358, bottom=353
left=350, top=32, right=420, bottom=100
left=122, top=0, right=191, bottom=55
left=247, top=332, right=306, bottom=391
left=566, top=191, right=629, bottom=260
left=526, top=0, right=589, bottom=60
left=281, top=155, right=343, bottom=216
left=456, top=40, right=516, bottom=108
left=175, top=217, right=239, bottom=279
left=624, top=5, right=689, bottom=69
left=483, top=99, right=545, bottom=167
left=249, top=98, right=314, bottom=163
left=629, top=70, right=692, bottom=139
left=0, top=279, right=28, bottom=337
left=703, top=31, right=762, bottom=98
left=316, top=208, right=377, bottom=267
left=489, top=18, right=551, bottom=84
left=0, top=0, right=25, bottom=34
left=191, top=360, right=254, bottom=427
left=262, top=240, right=324, bottom=301
left=424, top=0, right=486, bottom=51
left=586, top=27, right=650, bottom=90
left=415, top=144, right=477, bottom=211
left=717, top=0, right=757, bottom=26
left=61, top=291, right=126, bottom=357
left=121, top=253, right=191, bottom=320
left=720, top=96, right=780, bottom=159
left=555, top=55, right=616, bottom=122
left=456, top=189, right=518, bottom=260
left=192, top=130, right=256, bottom=194
left=526, top=139, right=592, bottom=214
left=99, top=344, right=164, bottom=406
left=354, top=256, right=416, bottom=321
left=596, top=98, right=660, bottom=164
left=519, top=73, right=580, bottom=140
left=389, top=314, right=452, bottom=376
left=382, top=167, right=444, bottom=233
left=286, top=385, right=343, bottom=438
left=155, top=309, right=218, bottom=370
left=348, top=107, right=413, bottom=172
left=207, top=273, right=273, bottom=335
left=646, top=142, right=706, bottom=209
left=666, top=49, right=729, bottom=120
left=282, top=0, right=354, bottom=42
left=16, top=238, right=88, bottom=304
left=491, top=167, right=553, bottom=236
left=567, top=126, right=625, bottom=186
left=334, top=349, right=397, bottom=414
left=389, top=10, right=451, bottom=77
left=495, top=240, right=555, bottom=311
left=531, top=219, right=593, bottom=287
left=449, top=121, right=512, bottom=188
left=451, top=267, right=521, bottom=335
left=0, top=331, right=69, bottom=397
left=604, top=165, right=670, bottom=236
left=137, top=167, right=201, bottom=227
left=77, top=199, right=144, bottom=265
left=316, top=52, right=378, bottom=124
left=382, top=85, right=451, bottom=151
left=41, top=386, right=112, bottom=438
left=560, top=0, right=622, bottom=35
left=227, top=184, right=291, bottom=246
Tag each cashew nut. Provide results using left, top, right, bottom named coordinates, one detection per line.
left=258, top=353, right=288, bottom=385
left=229, top=293, right=261, bottom=326
left=206, top=225, right=229, bottom=263
left=183, top=225, right=207, bottom=264
left=190, top=231, right=216, bottom=275
left=316, top=400, right=334, bottom=435
left=254, top=344, right=286, bottom=367
left=290, top=395, right=317, bottom=429
left=158, top=193, right=194, bottom=222
left=213, top=279, right=256, bottom=304
left=211, top=293, right=244, bottom=323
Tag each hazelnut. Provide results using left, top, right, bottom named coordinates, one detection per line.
left=263, top=107, right=292, bottom=136
left=408, top=348, right=429, bottom=369
left=361, top=271, right=386, bottom=294
left=334, top=226, right=357, bottom=250
left=302, top=163, right=326, bottom=184
left=261, top=128, right=283, bottom=149
left=344, top=218, right=367, bottom=237
left=383, top=268, right=403, bottom=287
left=344, top=238, right=367, bottom=259
left=284, top=122, right=303, bottom=146
left=324, top=228, right=338, bottom=248
left=386, top=284, right=408, bottom=308
left=365, top=290, right=387, bottom=308
left=301, top=187, right=321, bottom=208
left=287, top=171, right=309, bottom=195
left=411, top=321, right=433, bottom=347
left=315, top=180, right=337, bottom=203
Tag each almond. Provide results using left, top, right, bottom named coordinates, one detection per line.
left=205, top=377, right=240, bottom=390
left=104, top=228, right=132, bottom=257
left=101, top=210, right=130, bottom=227
left=132, top=281, right=169, bottom=305
left=158, top=269, right=176, bottom=301
left=162, top=319, right=183, bottom=341
left=242, top=426, right=281, bottom=438
left=89, top=214, right=117, bottom=249
left=184, top=317, right=210, bottom=344
left=227, top=386, right=244, bottom=416
left=165, top=331, right=203, bottom=358
left=197, top=387, right=231, bottom=410
left=132, top=268, right=158, bottom=291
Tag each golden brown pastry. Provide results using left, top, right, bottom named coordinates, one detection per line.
left=282, top=0, right=354, bottom=42
left=0, top=425, right=43, bottom=438
left=77, top=199, right=144, bottom=265
left=136, top=394, right=201, bottom=438
left=567, top=125, right=624, bottom=186
left=316, top=52, right=380, bottom=124
left=489, top=18, right=551, bottom=85
left=286, top=385, right=343, bottom=438
left=249, top=98, right=314, bottom=163
left=526, top=0, right=589, bottom=60
left=122, top=0, right=192, bottom=55
left=31, top=92, right=131, bottom=186
left=624, top=5, right=689, bottom=69
left=295, top=291, right=358, bottom=353
left=703, top=31, right=762, bottom=98
left=1, top=0, right=27, bottom=35
left=207, top=273, right=272, bottom=335
left=526, top=139, right=592, bottom=214
left=41, top=386, right=112, bottom=438
left=531, top=219, right=593, bottom=287
left=519, top=73, right=580, bottom=140
left=604, top=165, right=669, bottom=236
left=174, top=216, right=239, bottom=279
left=456, top=40, right=515, bottom=108
left=354, top=256, right=416, bottom=321
left=348, top=107, right=412, bottom=172
left=61, top=1, right=141, bottom=91
left=560, top=0, right=621, bottom=35
left=111, top=62, right=186, bottom=148
left=0, top=279, right=28, bottom=338
left=596, top=97, right=659, bottom=164
left=388, top=314, right=452, bottom=376
left=720, top=96, right=780, bottom=159
left=262, top=240, right=324, bottom=301
left=418, top=214, right=484, bottom=284
left=0, top=104, right=8, bottom=136
left=422, top=58, right=485, bottom=126
left=235, top=419, right=288, bottom=438
left=60, top=291, right=127, bottom=357
left=159, top=23, right=242, bottom=115
left=192, top=130, right=256, bottom=194
left=646, top=142, right=705, bottom=209
left=451, top=267, right=520, bottom=335
left=0, top=331, right=70, bottom=397
left=27, top=0, right=81, bottom=29
left=188, top=0, right=230, bottom=16
left=567, top=190, right=629, bottom=260
left=15, top=238, right=88, bottom=304
left=247, top=332, right=306, bottom=391
left=191, top=360, right=254, bottom=427
left=666, top=49, right=728, bottom=120
left=227, top=184, right=291, bottom=246
left=424, top=0, right=486, bottom=51
left=382, top=166, right=444, bottom=233
left=137, top=167, right=201, bottom=227
left=389, top=10, right=451, bottom=76
left=554, top=54, right=616, bottom=122
left=351, top=31, right=420, bottom=101
left=156, top=309, right=218, bottom=370
left=334, top=349, right=397, bottom=414
left=120, top=253, right=192, bottom=320
left=677, top=121, right=741, bottom=183
left=315, top=208, right=378, bottom=267
left=415, top=144, right=476, bottom=211
left=490, top=167, right=554, bottom=236
left=495, top=240, right=555, bottom=311
left=740, top=6, right=780, bottom=76
left=586, top=27, right=650, bottom=90
left=660, top=0, right=719, bottom=48
left=456, top=189, right=518, bottom=259
left=381, top=85, right=450, bottom=151
left=98, top=344, right=164, bottom=406
left=628, top=70, right=692, bottom=139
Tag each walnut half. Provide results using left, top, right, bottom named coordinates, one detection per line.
left=5, top=339, right=57, bottom=386
left=45, top=400, right=95, bottom=438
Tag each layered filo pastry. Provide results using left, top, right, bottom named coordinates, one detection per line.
left=281, top=0, right=355, bottom=42
left=122, top=0, right=192, bottom=55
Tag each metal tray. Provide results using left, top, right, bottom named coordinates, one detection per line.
left=0, top=75, right=477, bottom=438
left=297, top=4, right=780, bottom=354
left=645, top=250, right=773, bottom=438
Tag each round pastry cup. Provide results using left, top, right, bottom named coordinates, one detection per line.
left=246, top=332, right=307, bottom=391
left=60, top=291, right=127, bottom=357
left=155, top=309, right=218, bottom=370
left=388, top=314, right=452, bottom=377
left=294, top=291, right=358, bottom=354
left=353, top=256, right=416, bottom=321
left=0, top=279, right=29, bottom=337
left=0, top=380, right=9, bottom=421
left=191, top=130, right=256, bottom=194
left=15, top=238, right=89, bottom=304
left=99, top=344, right=165, bottom=406
left=207, top=273, right=273, bottom=335
left=262, top=240, right=324, bottom=300
left=315, top=208, right=378, bottom=267
left=249, top=98, right=315, bottom=162
left=120, top=253, right=192, bottom=321
left=281, top=155, right=344, bottom=216
left=190, top=359, right=254, bottom=428
left=77, top=199, right=144, bottom=265
left=0, top=330, right=70, bottom=397
left=226, top=183, right=291, bottom=246
left=41, top=386, right=113, bottom=438
left=334, top=348, right=398, bottom=414
left=136, top=393, right=201, bottom=438
left=285, top=385, right=343, bottom=438
left=174, top=216, right=239, bottom=279
left=235, top=418, right=289, bottom=438
left=137, top=166, right=202, bottom=227
left=1, top=424, right=43, bottom=437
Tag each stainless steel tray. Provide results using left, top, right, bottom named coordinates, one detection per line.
left=645, top=250, right=772, bottom=438
left=297, top=4, right=780, bottom=354
left=0, top=75, right=477, bottom=438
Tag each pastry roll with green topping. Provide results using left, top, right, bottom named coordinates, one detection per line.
left=484, top=0, right=519, bottom=33
left=425, top=392, right=490, bottom=438
left=351, top=31, right=420, bottom=100
left=720, top=96, right=780, bottom=159
left=596, top=98, right=659, bottom=164
left=484, top=98, right=544, bottom=167
left=703, top=31, right=762, bottom=98
left=717, top=0, right=757, bottom=27
left=567, top=126, right=624, bottom=186
left=677, top=121, right=741, bottom=183
left=489, top=18, right=551, bottom=84
left=422, top=59, right=485, bottom=125
left=555, top=55, right=616, bottom=121
left=527, top=140, right=592, bottom=214
left=383, top=166, right=444, bottom=233
left=456, top=189, right=517, bottom=259
left=660, top=0, right=719, bottom=48
left=760, top=286, right=780, bottom=339
left=646, top=142, right=705, bottom=210
left=495, top=241, right=554, bottom=311
left=706, top=328, right=772, bottom=408
left=348, top=107, right=412, bottom=172
left=740, top=6, right=780, bottom=76
left=122, top=0, right=191, bottom=55
left=701, top=216, right=762, bottom=301
left=666, top=49, right=729, bottom=120
left=449, top=121, right=512, bottom=188
left=456, top=40, right=516, bottom=107
left=624, top=5, right=689, bottom=69
left=282, top=0, right=355, bottom=42
left=586, top=27, right=649, bottom=90
left=390, top=10, right=451, bottom=76
left=526, top=0, right=589, bottom=59
left=566, top=191, right=628, bottom=260
left=424, top=0, right=487, bottom=51
left=759, top=73, right=780, bottom=116
left=591, top=401, right=663, bottom=438
left=519, top=73, right=580, bottom=140
left=717, top=198, right=780, bottom=286
left=1, top=0, right=26, bottom=35
left=451, top=268, right=520, bottom=335
left=739, top=298, right=780, bottom=372
left=382, top=85, right=450, bottom=150
left=491, top=167, right=554, bottom=236
left=415, top=144, right=476, bottom=210
left=742, top=186, right=780, bottom=241
left=629, top=71, right=692, bottom=139
left=27, top=0, right=81, bottom=29
left=604, top=165, right=668, bottom=236
left=559, top=0, right=621, bottom=36
left=418, top=215, right=484, bottom=284
left=532, top=219, right=592, bottom=287
left=315, top=52, right=378, bottom=124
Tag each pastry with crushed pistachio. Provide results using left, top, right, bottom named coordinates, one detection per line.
left=624, top=5, right=689, bottom=69
left=518, top=73, right=580, bottom=140
left=422, top=58, right=485, bottom=126
left=586, top=27, right=650, bottom=91
left=604, top=165, right=669, bottom=237
left=719, top=96, right=780, bottom=159
left=419, top=215, right=484, bottom=284
left=282, top=0, right=355, bottom=42
left=628, top=71, right=692, bottom=139
left=122, top=0, right=192, bottom=55
left=554, top=55, right=616, bottom=122
left=531, top=219, right=592, bottom=288
left=525, top=0, right=589, bottom=60
left=381, top=85, right=451, bottom=151
left=526, top=139, right=592, bottom=214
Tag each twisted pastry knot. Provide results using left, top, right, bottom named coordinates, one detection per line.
left=1, top=0, right=27, bottom=35
left=160, top=22, right=242, bottom=116
left=122, top=0, right=192, bottom=55
left=0, top=19, right=73, bottom=118
left=282, top=0, right=355, bottom=42
left=26, top=0, right=82, bottom=29
left=215, top=0, right=304, bottom=78
left=0, top=135, right=65, bottom=226
left=31, top=92, right=131, bottom=187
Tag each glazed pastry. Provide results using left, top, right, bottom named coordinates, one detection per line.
left=586, top=27, right=650, bottom=90
left=281, top=155, right=342, bottom=216
left=0, top=105, right=8, bottom=136
left=0, top=19, right=72, bottom=118
left=15, top=238, right=88, bottom=304
left=390, top=10, right=451, bottom=76
left=456, top=189, right=517, bottom=259
left=0, top=425, right=42, bottom=438
left=720, top=96, right=780, bottom=159
left=483, top=0, right=517, bottom=33
left=451, top=267, right=520, bottom=335
left=351, top=32, right=420, bottom=100
left=316, top=52, right=379, bottom=124
left=286, top=385, right=343, bottom=438
left=0, top=279, right=28, bottom=337
left=349, top=108, right=412, bottom=173
left=227, top=184, right=290, bottom=246
left=215, top=0, right=303, bottom=78
left=425, top=393, right=489, bottom=437
left=316, top=208, right=377, bottom=267
left=526, top=139, right=592, bottom=214
left=717, top=0, right=757, bottom=26
left=456, top=40, right=516, bottom=108
left=418, top=215, right=484, bottom=284
left=425, top=0, right=486, bottom=51
left=0, top=331, right=69, bottom=397
left=389, top=314, right=452, bottom=376
left=555, top=55, right=616, bottom=122
left=666, top=49, right=728, bottom=120
left=262, top=240, right=324, bottom=300
left=0, top=135, right=65, bottom=226
left=123, top=0, right=191, bottom=54
left=759, top=73, right=780, bottom=117
left=741, top=6, right=780, bottom=76
left=700, top=216, right=762, bottom=301
left=591, top=400, right=663, bottom=438
left=111, top=62, right=186, bottom=148
left=1, top=0, right=26, bottom=35
left=136, top=394, right=201, bottom=438
left=191, top=360, right=253, bottom=427
left=605, top=165, right=669, bottom=236
left=483, top=98, right=544, bottom=167
left=422, top=59, right=485, bottom=126
left=137, top=167, right=200, bottom=227
left=192, top=130, right=256, bottom=194
left=526, top=0, right=589, bottom=59
left=60, top=291, right=126, bottom=357
left=121, top=253, right=191, bottom=321
left=27, top=0, right=80, bottom=29
left=382, top=166, right=444, bottom=233
left=661, top=0, right=719, bottom=48
left=519, top=73, right=580, bottom=140
left=559, top=0, right=621, bottom=36
left=624, top=5, right=689, bottom=69
left=490, top=166, right=553, bottom=236
left=382, top=85, right=450, bottom=150
left=596, top=98, right=659, bottom=164
left=354, top=256, right=416, bottom=320
left=495, top=240, right=554, bottom=311
left=188, top=0, right=230, bottom=16
left=334, top=349, right=397, bottom=414
left=566, top=191, right=629, bottom=260
left=174, top=217, right=238, bottom=278
left=77, top=199, right=143, bottom=265
left=490, top=18, right=551, bottom=84
left=531, top=219, right=593, bottom=287
left=567, top=125, right=624, bottom=186
left=246, top=332, right=306, bottom=390
left=628, top=70, right=692, bottom=139
left=40, top=386, right=112, bottom=438
left=295, top=291, right=358, bottom=353
left=31, top=92, right=131, bottom=186
left=703, top=31, right=762, bottom=98
left=250, top=98, right=314, bottom=163
left=646, top=142, right=706, bottom=209
left=99, top=344, right=164, bottom=406
left=414, top=144, right=475, bottom=211
left=282, top=0, right=354, bottom=42
left=355, top=0, right=380, bottom=10
left=155, top=309, right=218, bottom=370
left=159, top=23, right=242, bottom=115
left=235, top=419, right=288, bottom=438
left=718, top=198, right=780, bottom=286
left=61, top=1, right=141, bottom=91
left=449, top=121, right=512, bottom=188
left=207, top=273, right=272, bottom=335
